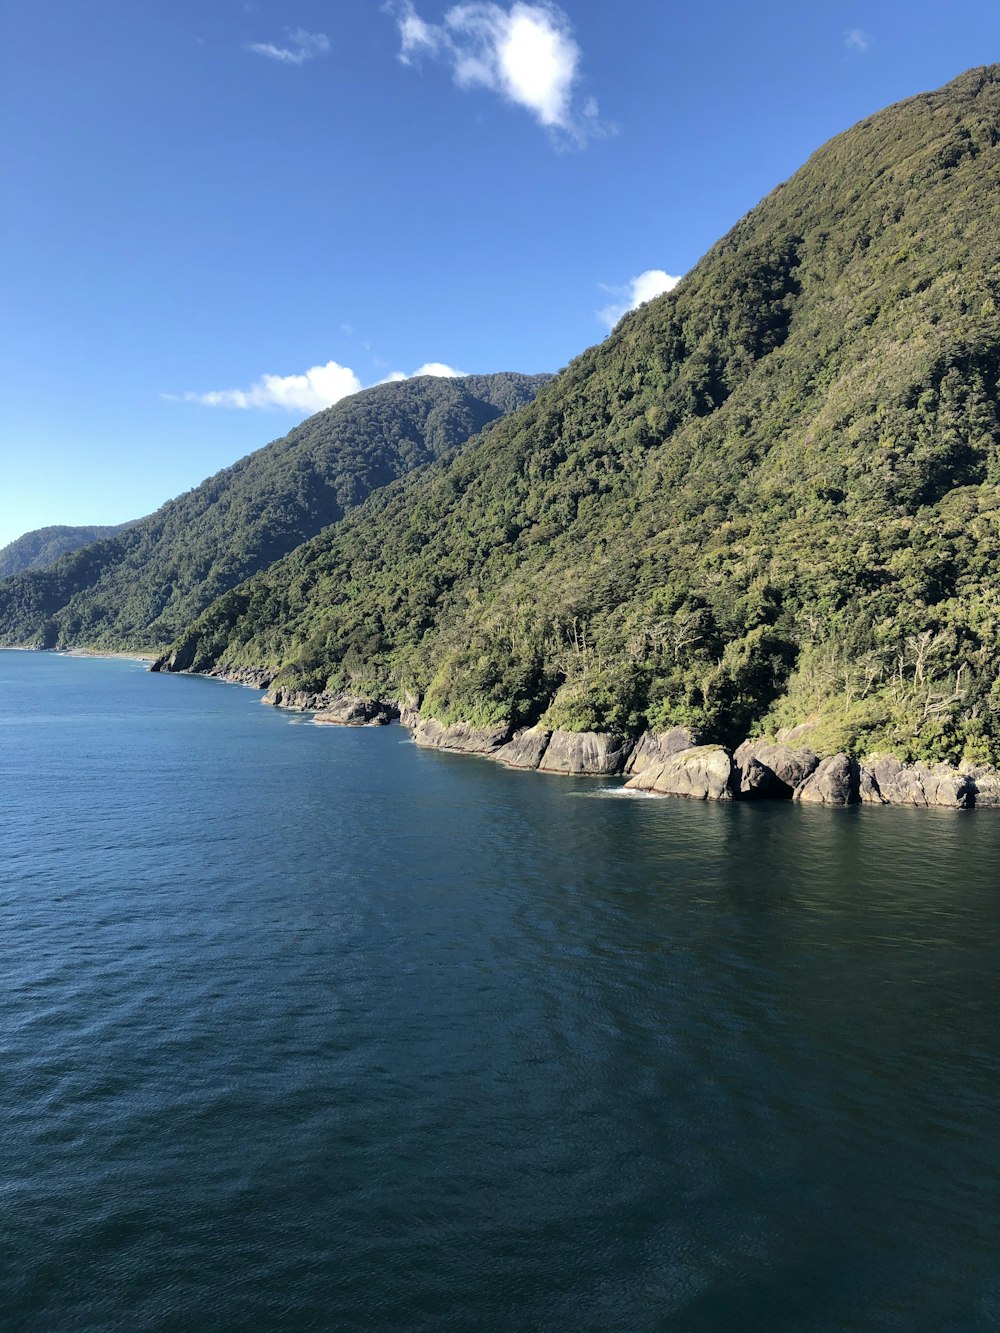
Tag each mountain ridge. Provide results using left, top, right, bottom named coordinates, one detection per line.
left=158, top=65, right=1000, bottom=769
left=0, top=523, right=135, bottom=578
left=0, top=373, right=549, bottom=652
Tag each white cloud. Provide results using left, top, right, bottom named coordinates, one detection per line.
left=170, top=360, right=466, bottom=412
left=176, top=361, right=363, bottom=412
left=388, top=1, right=604, bottom=142
left=401, top=361, right=465, bottom=379
left=380, top=361, right=465, bottom=382
left=845, top=28, right=871, bottom=53
left=248, top=28, right=331, bottom=64
left=597, top=269, right=682, bottom=329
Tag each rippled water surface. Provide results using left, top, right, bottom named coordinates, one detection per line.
left=2, top=650, right=1000, bottom=1331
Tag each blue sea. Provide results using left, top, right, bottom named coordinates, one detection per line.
left=2, top=649, right=1000, bottom=1331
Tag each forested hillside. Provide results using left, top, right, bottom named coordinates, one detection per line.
left=0, top=374, right=547, bottom=651
left=163, top=67, right=1000, bottom=766
left=0, top=524, right=133, bottom=578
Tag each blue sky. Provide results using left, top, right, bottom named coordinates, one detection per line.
left=1, top=1, right=997, bottom=549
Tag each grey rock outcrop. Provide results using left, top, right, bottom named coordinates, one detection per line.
left=412, top=717, right=510, bottom=754
left=314, top=696, right=397, bottom=726
left=538, top=730, right=634, bottom=776
left=974, top=773, right=1000, bottom=807
left=150, top=647, right=193, bottom=674
left=734, top=740, right=820, bottom=798
left=150, top=654, right=277, bottom=688
left=623, top=727, right=699, bottom=777
left=624, top=745, right=735, bottom=801
left=207, top=665, right=275, bottom=689
left=496, top=728, right=552, bottom=770
left=859, top=756, right=971, bottom=808
left=739, top=756, right=779, bottom=798
left=398, top=693, right=422, bottom=731
left=793, top=754, right=857, bottom=805
left=263, top=685, right=328, bottom=710
left=965, top=765, right=1000, bottom=808
left=858, top=766, right=884, bottom=805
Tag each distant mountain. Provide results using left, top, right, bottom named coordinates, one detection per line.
left=162, top=66, right=1000, bottom=767
left=0, top=373, right=548, bottom=652
left=0, top=524, right=133, bottom=578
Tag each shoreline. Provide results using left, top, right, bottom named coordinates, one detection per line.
left=156, top=661, right=1000, bottom=813
left=0, top=645, right=156, bottom=663
left=60, top=648, right=157, bottom=664
left=14, top=648, right=1000, bottom=811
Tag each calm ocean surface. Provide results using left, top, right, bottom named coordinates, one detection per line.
left=2, top=649, right=999, bottom=1331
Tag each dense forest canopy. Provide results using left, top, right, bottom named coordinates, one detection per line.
left=0, top=373, right=547, bottom=651
left=163, top=67, right=1000, bottom=766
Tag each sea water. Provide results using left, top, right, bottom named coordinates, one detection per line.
left=2, top=649, right=999, bottom=1331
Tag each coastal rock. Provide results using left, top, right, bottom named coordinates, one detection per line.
left=624, top=745, right=735, bottom=801
left=150, top=646, right=194, bottom=673
left=314, top=696, right=397, bottom=727
left=398, top=692, right=422, bottom=731
left=264, top=686, right=328, bottom=711
left=734, top=740, right=820, bottom=798
left=149, top=653, right=276, bottom=687
left=207, top=665, right=274, bottom=689
left=412, top=717, right=510, bottom=754
left=496, top=727, right=552, bottom=770
left=793, top=754, right=857, bottom=805
left=538, top=730, right=634, bottom=776
left=739, top=756, right=779, bottom=798
left=859, top=756, right=972, bottom=808
left=623, top=727, right=699, bottom=777
left=858, top=765, right=887, bottom=805
left=967, top=766, right=1000, bottom=808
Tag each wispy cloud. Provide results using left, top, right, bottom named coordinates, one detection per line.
left=598, top=269, right=681, bottom=330
left=248, top=27, right=331, bottom=65
left=387, top=1, right=605, bottom=144
left=168, top=360, right=465, bottom=412
left=844, top=28, right=871, bottom=54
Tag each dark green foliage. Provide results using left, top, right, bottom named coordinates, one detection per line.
left=164, top=67, right=1000, bottom=765
left=0, top=374, right=548, bottom=651
left=0, top=523, right=134, bottom=578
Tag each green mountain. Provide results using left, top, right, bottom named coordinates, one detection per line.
left=0, top=373, right=548, bottom=652
left=0, top=523, right=134, bottom=578
left=161, top=66, right=1000, bottom=767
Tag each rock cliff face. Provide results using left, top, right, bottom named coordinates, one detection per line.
left=964, top=766, right=1000, bottom=808
left=538, top=731, right=634, bottom=776
left=623, top=728, right=700, bottom=777
left=859, top=757, right=972, bottom=808
left=734, top=741, right=820, bottom=798
left=794, top=754, right=858, bottom=806
left=624, top=745, right=736, bottom=801
left=208, top=665, right=275, bottom=689
left=495, top=728, right=552, bottom=770
left=264, top=684, right=335, bottom=711
left=412, top=718, right=511, bottom=754
left=149, top=655, right=277, bottom=689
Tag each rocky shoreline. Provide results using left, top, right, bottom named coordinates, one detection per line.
left=148, top=659, right=1000, bottom=810
left=406, top=719, right=1000, bottom=809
